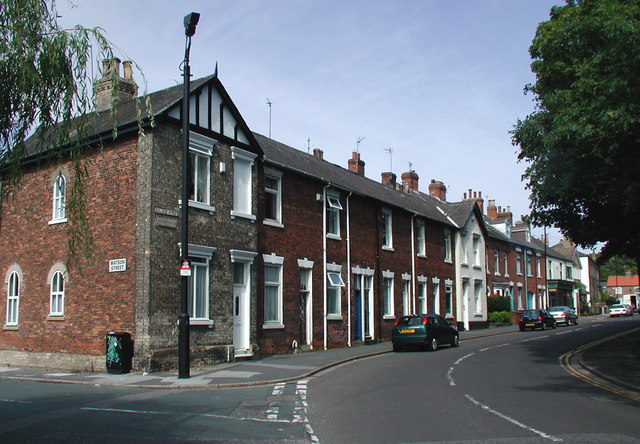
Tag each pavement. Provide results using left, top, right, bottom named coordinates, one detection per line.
left=0, top=314, right=638, bottom=393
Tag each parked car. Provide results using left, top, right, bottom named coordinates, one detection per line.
left=610, top=304, right=633, bottom=317
left=548, top=306, right=578, bottom=326
left=392, top=314, right=459, bottom=352
left=518, top=309, right=557, bottom=331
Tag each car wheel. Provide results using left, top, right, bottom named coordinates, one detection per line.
left=540, top=322, right=546, bottom=331
left=428, top=337, right=438, bottom=351
left=552, top=322, right=557, bottom=329
left=393, top=343, right=402, bottom=352
left=574, top=319, right=578, bottom=325
left=451, top=335, right=459, bottom=347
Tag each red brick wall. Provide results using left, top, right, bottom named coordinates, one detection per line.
left=0, top=137, right=138, bottom=356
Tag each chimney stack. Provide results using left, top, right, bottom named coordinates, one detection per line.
left=348, top=151, right=365, bottom=176
left=93, top=58, right=138, bottom=112
left=428, top=179, right=446, bottom=201
left=401, top=170, right=419, bottom=193
left=381, top=172, right=397, bottom=188
left=313, top=148, right=324, bottom=159
left=463, top=188, right=484, bottom=212
left=487, top=199, right=498, bottom=220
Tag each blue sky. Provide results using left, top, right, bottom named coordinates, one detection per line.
left=58, top=0, right=568, bottom=244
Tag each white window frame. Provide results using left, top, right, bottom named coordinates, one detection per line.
left=189, top=133, right=214, bottom=210
left=416, top=220, right=426, bottom=257
left=536, top=257, right=542, bottom=278
left=402, top=279, right=411, bottom=315
left=383, top=274, right=394, bottom=319
left=472, top=235, right=480, bottom=267
left=417, top=281, right=427, bottom=314
left=433, top=280, right=441, bottom=314
left=50, top=173, right=67, bottom=223
left=263, top=168, right=283, bottom=227
left=326, top=272, right=344, bottom=319
left=382, top=207, right=393, bottom=250
left=445, top=285, right=453, bottom=316
left=504, top=253, right=509, bottom=277
left=527, top=252, right=533, bottom=277
left=516, top=251, right=522, bottom=275
left=231, top=147, right=257, bottom=220
left=494, top=249, right=500, bottom=275
left=50, top=270, right=65, bottom=316
left=263, top=253, right=284, bottom=328
left=326, top=193, right=342, bottom=239
left=444, top=229, right=452, bottom=263
left=187, top=244, right=216, bottom=326
left=6, top=271, right=19, bottom=326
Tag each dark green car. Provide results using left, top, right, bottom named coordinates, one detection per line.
left=392, top=314, right=459, bottom=352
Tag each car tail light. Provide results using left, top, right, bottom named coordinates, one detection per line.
left=538, top=316, right=543, bottom=321
left=394, top=318, right=401, bottom=326
left=560, top=312, right=565, bottom=317
left=518, top=317, right=523, bottom=322
left=422, top=317, right=428, bottom=325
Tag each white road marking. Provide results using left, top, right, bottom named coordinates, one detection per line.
left=464, top=394, right=562, bottom=442
left=0, top=399, right=31, bottom=404
left=454, top=353, right=475, bottom=365
left=447, top=367, right=456, bottom=386
left=479, top=343, right=509, bottom=352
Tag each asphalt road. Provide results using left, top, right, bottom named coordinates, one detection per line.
left=307, top=319, right=640, bottom=444
left=1, top=317, right=639, bottom=443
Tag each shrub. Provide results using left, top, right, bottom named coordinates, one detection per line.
left=488, top=311, right=511, bottom=325
left=488, top=296, right=511, bottom=313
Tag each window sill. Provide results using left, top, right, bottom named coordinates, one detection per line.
left=383, top=315, right=395, bottom=320
left=473, top=312, right=484, bottom=317
left=263, top=219, right=284, bottom=229
left=3, top=325, right=18, bottom=331
left=47, top=315, right=65, bottom=322
left=188, top=201, right=216, bottom=213
left=326, top=233, right=341, bottom=241
left=444, top=259, right=453, bottom=264
left=231, top=210, right=256, bottom=221
left=190, top=318, right=214, bottom=327
left=417, top=253, right=427, bottom=259
left=48, top=218, right=67, bottom=225
left=461, top=263, right=469, bottom=268
left=382, top=246, right=394, bottom=252
left=262, top=322, right=285, bottom=329
left=494, top=273, right=501, bottom=277
left=473, top=265, right=482, bottom=271
left=327, top=315, right=342, bottom=321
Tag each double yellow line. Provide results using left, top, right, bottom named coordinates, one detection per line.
left=560, top=327, right=640, bottom=402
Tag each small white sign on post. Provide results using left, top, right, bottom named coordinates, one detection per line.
left=180, top=260, right=192, bottom=277
left=109, top=258, right=127, bottom=272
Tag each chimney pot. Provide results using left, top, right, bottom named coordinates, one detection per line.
left=347, top=151, right=365, bottom=176
left=428, top=179, right=447, bottom=201
left=313, top=148, right=324, bottom=159
left=400, top=170, right=419, bottom=192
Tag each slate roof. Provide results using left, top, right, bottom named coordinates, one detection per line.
left=22, top=74, right=249, bottom=159
left=254, top=133, right=455, bottom=227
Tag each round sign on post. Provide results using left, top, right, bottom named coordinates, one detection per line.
left=180, top=260, right=192, bottom=277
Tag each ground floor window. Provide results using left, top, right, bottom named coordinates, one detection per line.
left=264, top=264, right=282, bottom=324
left=383, top=277, right=394, bottom=317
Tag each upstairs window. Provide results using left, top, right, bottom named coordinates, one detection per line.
left=232, top=147, right=257, bottom=220
left=516, top=252, right=522, bottom=275
left=494, top=249, right=500, bottom=275
left=326, top=194, right=342, bottom=238
left=189, top=134, right=214, bottom=207
left=51, top=173, right=66, bottom=223
left=381, top=208, right=393, bottom=249
left=416, top=220, right=426, bottom=256
left=444, top=229, right=452, bottom=262
left=264, top=170, right=282, bottom=224
left=472, top=235, right=480, bottom=266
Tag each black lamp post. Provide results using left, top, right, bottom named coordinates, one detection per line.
left=178, top=11, right=200, bottom=379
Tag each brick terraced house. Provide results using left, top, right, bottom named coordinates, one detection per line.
left=1, top=63, right=591, bottom=371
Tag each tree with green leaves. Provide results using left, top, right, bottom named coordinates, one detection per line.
left=512, top=0, right=640, bottom=270
left=599, top=255, right=638, bottom=280
left=1, top=0, right=148, bottom=269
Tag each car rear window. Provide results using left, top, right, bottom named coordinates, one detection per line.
left=611, top=304, right=623, bottom=309
left=396, top=316, right=423, bottom=326
left=522, top=310, right=538, bottom=316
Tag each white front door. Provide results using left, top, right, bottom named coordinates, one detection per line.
left=233, top=262, right=251, bottom=356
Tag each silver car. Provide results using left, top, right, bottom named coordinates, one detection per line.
left=548, top=306, right=578, bottom=326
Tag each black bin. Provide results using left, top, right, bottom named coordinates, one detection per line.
left=105, top=331, right=133, bottom=374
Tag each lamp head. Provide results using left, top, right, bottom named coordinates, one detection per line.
left=184, top=12, right=200, bottom=37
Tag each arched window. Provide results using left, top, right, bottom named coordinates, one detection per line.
left=6, top=271, right=19, bottom=325
left=52, top=174, right=66, bottom=221
left=50, top=271, right=65, bottom=316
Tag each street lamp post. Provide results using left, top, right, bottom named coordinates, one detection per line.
left=178, top=11, right=200, bottom=379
